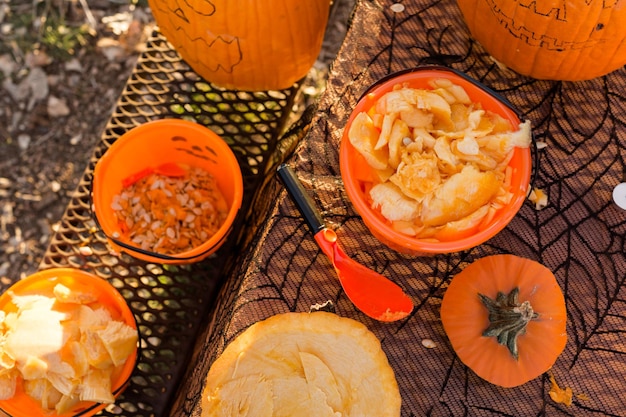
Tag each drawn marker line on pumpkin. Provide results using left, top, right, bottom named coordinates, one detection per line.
left=483, top=0, right=600, bottom=51
left=169, top=29, right=243, bottom=73
left=187, top=0, right=217, bottom=16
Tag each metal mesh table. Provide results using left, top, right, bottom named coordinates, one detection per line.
left=34, top=29, right=311, bottom=417
left=175, top=0, right=626, bottom=416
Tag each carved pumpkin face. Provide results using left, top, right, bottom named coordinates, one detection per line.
left=456, top=0, right=626, bottom=80
left=148, top=0, right=331, bottom=91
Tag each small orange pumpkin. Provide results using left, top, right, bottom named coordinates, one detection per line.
left=440, top=254, right=567, bottom=388
left=456, top=0, right=626, bottom=81
left=147, top=0, right=331, bottom=91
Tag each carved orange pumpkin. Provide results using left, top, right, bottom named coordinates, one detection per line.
left=456, top=0, right=626, bottom=81
left=148, top=0, right=331, bottom=91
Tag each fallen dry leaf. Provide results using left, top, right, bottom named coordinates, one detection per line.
left=96, top=37, right=126, bottom=62
left=26, top=67, right=49, bottom=110
left=119, top=20, right=145, bottom=53
left=47, top=95, right=71, bottom=117
left=548, top=373, right=573, bottom=406
left=0, top=54, right=16, bottom=78
left=25, top=50, right=53, bottom=68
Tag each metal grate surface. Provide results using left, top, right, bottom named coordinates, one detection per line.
left=36, top=29, right=307, bottom=417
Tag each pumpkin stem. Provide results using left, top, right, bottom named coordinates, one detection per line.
left=478, top=287, right=538, bottom=360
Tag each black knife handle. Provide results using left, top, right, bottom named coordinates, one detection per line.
left=277, top=164, right=325, bottom=235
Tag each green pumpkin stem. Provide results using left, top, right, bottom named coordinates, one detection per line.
left=478, top=287, right=538, bottom=360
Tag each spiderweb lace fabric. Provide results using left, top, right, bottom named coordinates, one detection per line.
left=175, top=1, right=626, bottom=415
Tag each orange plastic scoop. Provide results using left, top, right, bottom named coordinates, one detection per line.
left=277, top=164, right=414, bottom=322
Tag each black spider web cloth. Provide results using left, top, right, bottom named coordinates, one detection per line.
left=175, top=1, right=626, bottom=415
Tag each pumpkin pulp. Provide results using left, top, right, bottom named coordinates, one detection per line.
left=479, top=287, right=538, bottom=360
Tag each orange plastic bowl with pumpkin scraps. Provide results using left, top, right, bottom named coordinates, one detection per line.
left=0, top=268, right=138, bottom=417
left=339, top=66, right=533, bottom=255
left=92, top=119, right=244, bottom=264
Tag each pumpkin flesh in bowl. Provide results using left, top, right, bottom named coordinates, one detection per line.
left=0, top=268, right=138, bottom=417
left=339, top=66, right=533, bottom=255
left=440, top=254, right=567, bottom=388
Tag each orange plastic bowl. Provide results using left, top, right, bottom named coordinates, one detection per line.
left=339, top=66, right=532, bottom=255
left=0, top=268, right=138, bottom=417
left=92, top=119, right=244, bottom=264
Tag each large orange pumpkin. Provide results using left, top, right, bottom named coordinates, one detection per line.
left=456, top=0, right=626, bottom=81
left=148, top=0, right=331, bottom=91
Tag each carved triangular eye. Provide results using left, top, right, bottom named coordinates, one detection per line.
left=172, top=6, right=189, bottom=23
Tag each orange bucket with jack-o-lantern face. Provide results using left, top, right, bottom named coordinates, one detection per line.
left=92, top=119, right=243, bottom=264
